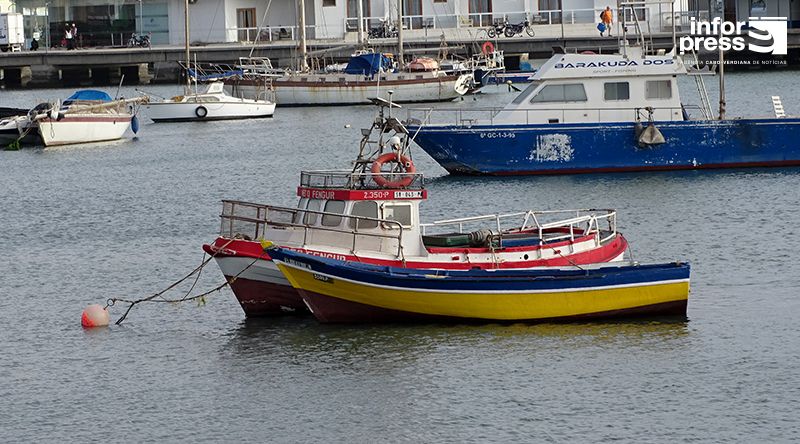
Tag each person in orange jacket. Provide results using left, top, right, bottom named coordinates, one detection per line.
left=600, top=6, right=613, bottom=37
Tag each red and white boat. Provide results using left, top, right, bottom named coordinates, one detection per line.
left=203, top=102, right=629, bottom=316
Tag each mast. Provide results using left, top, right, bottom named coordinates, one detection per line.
left=298, top=0, right=309, bottom=71
left=718, top=13, right=726, bottom=119
left=184, top=0, right=190, bottom=88
left=396, top=0, right=403, bottom=64
left=357, top=0, right=365, bottom=47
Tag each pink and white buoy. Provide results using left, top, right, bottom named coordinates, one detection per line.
left=81, top=304, right=110, bottom=328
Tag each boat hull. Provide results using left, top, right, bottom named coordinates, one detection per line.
left=204, top=233, right=628, bottom=317
left=270, top=248, right=691, bottom=324
left=145, top=101, right=275, bottom=122
left=409, top=118, right=800, bottom=175
left=231, top=75, right=466, bottom=106
left=38, top=115, right=132, bottom=147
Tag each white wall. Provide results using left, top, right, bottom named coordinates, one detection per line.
left=314, top=0, right=347, bottom=38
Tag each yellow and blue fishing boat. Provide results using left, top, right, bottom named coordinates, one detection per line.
left=268, top=246, right=691, bottom=324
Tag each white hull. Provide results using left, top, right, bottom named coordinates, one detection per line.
left=231, top=74, right=470, bottom=106
left=145, top=100, right=276, bottom=122
left=37, top=114, right=132, bottom=147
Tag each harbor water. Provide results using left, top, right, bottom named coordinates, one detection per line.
left=2, top=71, right=800, bottom=442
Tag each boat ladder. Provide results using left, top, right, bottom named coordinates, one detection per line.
left=772, top=96, right=786, bottom=118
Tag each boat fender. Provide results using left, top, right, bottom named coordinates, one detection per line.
left=131, top=115, right=139, bottom=134
left=468, top=228, right=494, bottom=247
left=370, top=152, right=416, bottom=188
left=481, top=41, right=495, bottom=55
left=195, top=106, right=208, bottom=119
left=638, top=124, right=666, bottom=147
left=634, top=121, right=644, bottom=141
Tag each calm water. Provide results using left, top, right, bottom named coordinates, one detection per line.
left=2, top=72, right=800, bottom=442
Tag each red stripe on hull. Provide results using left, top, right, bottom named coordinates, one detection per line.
left=226, top=275, right=308, bottom=316
left=466, top=160, right=800, bottom=176
left=300, top=289, right=688, bottom=324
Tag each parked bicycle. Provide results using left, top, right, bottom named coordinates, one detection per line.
left=504, top=19, right=535, bottom=37
left=127, top=32, right=152, bottom=48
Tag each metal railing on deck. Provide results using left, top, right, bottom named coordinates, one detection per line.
left=300, top=170, right=424, bottom=190
left=421, top=209, right=617, bottom=247
left=219, top=200, right=407, bottom=260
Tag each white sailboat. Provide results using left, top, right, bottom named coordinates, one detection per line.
left=228, top=0, right=471, bottom=106
left=144, top=0, right=276, bottom=121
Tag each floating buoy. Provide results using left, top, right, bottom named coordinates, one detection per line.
left=344, top=124, right=351, bottom=128
left=81, top=304, right=109, bottom=328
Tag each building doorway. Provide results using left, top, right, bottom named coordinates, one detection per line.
left=236, top=8, right=256, bottom=42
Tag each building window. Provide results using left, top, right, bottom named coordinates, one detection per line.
left=604, top=82, right=630, bottom=101
left=530, top=84, right=587, bottom=103
left=321, top=200, right=346, bottom=226
left=323, top=0, right=336, bottom=7
left=236, top=8, right=256, bottom=42
left=646, top=80, right=672, bottom=99
left=349, top=201, right=379, bottom=229
left=434, top=0, right=447, bottom=3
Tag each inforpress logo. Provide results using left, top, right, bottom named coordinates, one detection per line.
left=679, top=17, right=787, bottom=55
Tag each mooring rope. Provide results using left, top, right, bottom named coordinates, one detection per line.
left=106, top=238, right=266, bottom=325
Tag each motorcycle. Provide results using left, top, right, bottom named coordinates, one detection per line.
left=504, top=19, right=535, bottom=37
left=368, top=19, right=399, bottom=39
left=127, top=32, right=152, bottom=48
left=485, top=20, right=507, bottom=38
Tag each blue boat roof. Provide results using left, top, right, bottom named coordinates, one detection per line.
left=66, top=90, right=113, bottom=102
left=344, top=53, right=391, bottom=76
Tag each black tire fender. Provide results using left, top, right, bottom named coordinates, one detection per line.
left=195, top=106, right=208, bottom=118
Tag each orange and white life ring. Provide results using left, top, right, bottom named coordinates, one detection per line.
left=481, top=41, right=495, bottom=55
left=371, top=152, right=416, bottom=188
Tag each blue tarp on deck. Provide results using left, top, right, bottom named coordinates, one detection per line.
left=343, top=53, right=391, bottom=76
left=65, top=90, right=113, bottom=102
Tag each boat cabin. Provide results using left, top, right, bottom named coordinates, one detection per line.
left=495, top=47, right=689, bottom=125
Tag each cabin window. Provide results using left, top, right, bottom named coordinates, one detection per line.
left=349, top=201, right=379, bottom=229
left=604, top=82, right=630, bottom=101
left=382, top=203, right=412, bottom=228
left=511, top=81, right=541, bottom=104
left=646, top=80, right=672, bottom=99
left=304, top=199, right=322, bottom=225
left=321, top=200, right=346, bottom=226
left=530, top=84, right=587, bottom=103
left=293, top=198, right=309, bottom=224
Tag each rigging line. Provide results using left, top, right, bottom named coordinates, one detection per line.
left=205, top=0, right=223, bottom=43
left=250, top=0, right=275, bottom=58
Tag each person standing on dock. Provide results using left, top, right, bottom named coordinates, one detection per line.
left=71, top=24, right=79, bottom=49
left=65, top=25, right=74, bottom=50
left=600, top=7, right=613, bottom=37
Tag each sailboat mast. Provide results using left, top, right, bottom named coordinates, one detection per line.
left=396, top=0, right=403, bottom=64
left=298, top=0, right=309, bottom=71
left=718, top=13, right=726, bottom=120
left=357, top=0, right=364, bottom=46
left=184, top=0, right=190, bottom=88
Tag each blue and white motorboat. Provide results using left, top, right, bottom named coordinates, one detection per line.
left=406, top=42, right=800, bottom=175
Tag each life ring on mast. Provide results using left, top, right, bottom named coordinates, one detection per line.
left=371, top=152, right=416, bottom=188
left=481, top=41, right=495, bottom=55
left=195, top=106, right=208, bottom=118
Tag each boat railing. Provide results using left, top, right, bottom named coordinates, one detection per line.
left=300, top=169, right=425, bottom=190
left=420, top=209, right=617, bottom=247
left=219, top=200, right=408, bottom=260
left=406, top=106, right=687, bottom=126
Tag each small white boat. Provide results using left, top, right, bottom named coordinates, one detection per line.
left=33, top=90, right=147, bottom=147
left=145, top=81, right=276, bottom=122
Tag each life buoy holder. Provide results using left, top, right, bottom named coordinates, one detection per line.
left=481, top=41, right=495, bottom=55
left=195, top=106, right=208, bottom=118
left=371, top=152, right=416, bottom=188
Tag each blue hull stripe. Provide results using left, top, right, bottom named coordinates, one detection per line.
left=408, top=118, right=800, bottom=175
left=268, top=248, right=690, bottom=292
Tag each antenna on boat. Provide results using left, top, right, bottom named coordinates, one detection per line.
left=717, top=10, right=726, bottom=120
left=396, top=0, right=404, bottom=64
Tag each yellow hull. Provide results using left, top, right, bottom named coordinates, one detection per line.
left=277, top=263, right=690, bottom=321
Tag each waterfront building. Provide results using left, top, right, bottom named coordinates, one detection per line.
left=4, top=0, right=799, bottom=48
